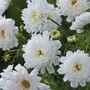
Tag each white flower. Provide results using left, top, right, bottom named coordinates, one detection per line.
left=0, top=0, right=11, bottom=15
left=21, top=0, right=49, bottom=33
left=22, top=31, right=62, bottom=74
left=47, top=5, right=62, bottom=31
left=70, top=12, right=90, bottom=33
left=22, top=0, right=62, bottom=33
left=0, top=16, right=18, bottom=50
left=57, top=50, right=90, bottom=88
left=0, top=64, right=51, bottom=90
left=56, top=0, right=90, bottom=22
left=0, top=65, right=13, bottom=80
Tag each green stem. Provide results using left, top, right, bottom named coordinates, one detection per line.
left=48, top=18, right=61, bottom=27
left=12, top=2, right=21, bottom=13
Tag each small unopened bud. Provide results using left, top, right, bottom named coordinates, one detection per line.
left=50, top=30, right=61, bottom=39
left=4, top=54, right=11, bottom=62
left=67, top=35, right=77, bottom=43
left=20, top=24, right=24, bottom=32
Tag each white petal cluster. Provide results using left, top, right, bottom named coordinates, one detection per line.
left=21, top=0, right=62, bottom=33
left=0, top=16, right=18, bottom=50
left=47, top=5, right=62, bottom=31
left=0, top=64, right=51, bottom=90
left=70, top=12, right=90, bottom=33
left=22, top=31, right=62, bottom=74
left=56, top=0, right=90, bottom=22
left=58, top=50, right=90, bottom=88
left=0, top=0, right=11, bottom=15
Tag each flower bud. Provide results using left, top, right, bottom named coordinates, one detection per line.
left=50, top=30, right=61, bottom=39
left=67, top=35, right=77, bottom=43
left=3, top=54, right=11, bottom=62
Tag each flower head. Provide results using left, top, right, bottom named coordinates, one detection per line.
left=70, top=12, right=90, bottom=33
left=0, top=64, right=51, bottom=90
left=57, top=50, right=90, bottom=88
left=22, top=31, right=62, bottom=74
left=0, top=16, right=18, bottom=50
left=22, top=0, right=62, bottom=33
left=56, top=0, right=90, bottom=22
left=22, top=0, right=49, bottom=33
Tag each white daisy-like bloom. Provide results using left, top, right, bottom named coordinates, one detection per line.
left=0, top=0, right=11, bottom=15
left=0, top=64, right=51, bottom=90
left=0, top=16, right=18, bottom=50
left=56, top=0, right=90, bottom=22
left=22, top=31, right=62, bottom=74
left=70, top=12, right=90, bottom=33
left=21, top=0, right=49, bottom=33
left=57, top=50, right=90, bottom=88
left=22, top=0, right=62, bottom=33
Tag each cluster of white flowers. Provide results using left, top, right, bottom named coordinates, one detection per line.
left=0, top=0, right=90, bottom=89
left=22, top=31, right=62, bottom=74
left=58, top=50, right=90, bottom=88
left=0, top=64, right=51, bottom=90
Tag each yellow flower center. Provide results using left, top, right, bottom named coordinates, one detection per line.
left=0, top=30, right=5, bottom=38
left=22, top=80, right=30, bottom=89
left=36, top=50, right=44, bottom=57
left=31, top=9, right=43, bottom=21
left=71, top=0, right=77, bottom=5
left=74, top=64, right=82, bottom=72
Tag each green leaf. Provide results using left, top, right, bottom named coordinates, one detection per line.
left=4, top=0, right=26, bottom=26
